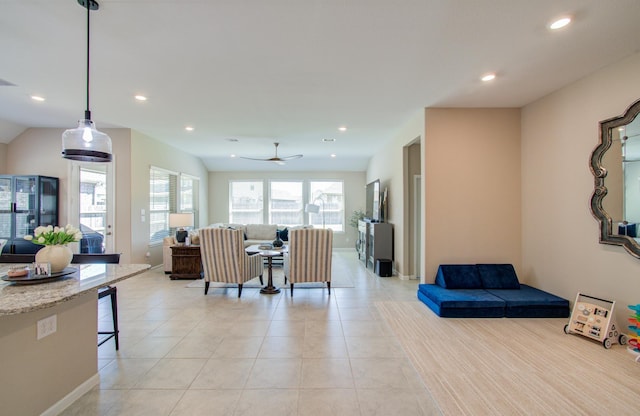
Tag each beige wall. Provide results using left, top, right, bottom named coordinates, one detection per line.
left=5, top=128, right=134, bottom=260
left=208, top=171, right=366, bottom=249
left=522, top=51, right=640, bottom=325
left=130, top=130, right=209, bottom=265
left=367, top=111, right=424, bottom=276
left=0, top=292, right=97, bottom=416
left=423, top=108, right=522, bottom=281
left=5, top=128, right=208, bottom=265
left=0, top=143, right=7, bottom=173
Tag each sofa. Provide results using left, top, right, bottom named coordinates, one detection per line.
left=417, top=264, right=570, bottom=318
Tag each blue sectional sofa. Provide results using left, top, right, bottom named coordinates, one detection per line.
left=417, top=264, right=570, bottom=318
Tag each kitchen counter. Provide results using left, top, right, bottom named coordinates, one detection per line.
left=0, top=262, right=151, bottom=416
left=0, top=263, right=150, bottom=316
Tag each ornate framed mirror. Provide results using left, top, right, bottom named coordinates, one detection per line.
left=591, top=98, right=640, bottom=257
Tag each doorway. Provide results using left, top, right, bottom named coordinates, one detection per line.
left=68, top=160, right=115, bottom=253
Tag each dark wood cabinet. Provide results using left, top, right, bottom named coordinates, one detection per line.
left=170, top=245, right=202, bottom=279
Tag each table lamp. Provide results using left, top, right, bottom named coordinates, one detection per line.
left=169, top=213, right=194, bottom=244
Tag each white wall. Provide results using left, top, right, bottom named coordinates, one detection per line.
left=208, top=171, right=366, bottom=249
left=130, top=130, right=209, bottom=265
left=367, top=111, right=424, bottom=276
left=522, top=51, right=640, bottom=325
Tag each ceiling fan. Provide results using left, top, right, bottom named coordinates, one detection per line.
left=239, top=142, right=303, bottom=165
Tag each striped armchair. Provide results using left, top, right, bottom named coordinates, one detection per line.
left=283, top=228, right=333, bottom=297
left=199, top=228, right=263, bottom=297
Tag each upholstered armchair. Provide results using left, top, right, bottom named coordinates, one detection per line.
left=199, top=228, right=263, bottom=297
left=283, top=228, right=333, bottom=297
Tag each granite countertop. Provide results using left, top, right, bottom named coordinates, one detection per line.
left=0, top=263, right=151, bottom=316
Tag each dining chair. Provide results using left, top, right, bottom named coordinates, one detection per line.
left=72, top=253, right=121, bottom=350
left=199, top=228, right=263, bottom=297
left=283, top=228, right=333, bottom=297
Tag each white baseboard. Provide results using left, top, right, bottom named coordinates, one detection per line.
left=41, top=373, right=99, bottom=416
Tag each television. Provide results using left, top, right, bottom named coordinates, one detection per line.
left=366, top=179, right=381, bottom=222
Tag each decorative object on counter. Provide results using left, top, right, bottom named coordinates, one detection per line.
left=24, top=225, right=82, bottom=273
left=32, top=262, right=51, bottom=276
left=7, top=266, right=29, bottom=278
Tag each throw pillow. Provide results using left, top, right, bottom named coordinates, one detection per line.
left=278, top=228, right=289, bottom=241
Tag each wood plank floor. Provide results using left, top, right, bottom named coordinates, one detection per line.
left=376, top=301, right=640, bottom=416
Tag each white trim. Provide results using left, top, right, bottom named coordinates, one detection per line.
left=40, top=373, right=99, bottom=416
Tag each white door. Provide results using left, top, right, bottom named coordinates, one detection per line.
left=414, top=175, right=422, bottom=280
left=68, top=159, right=116, bottom=253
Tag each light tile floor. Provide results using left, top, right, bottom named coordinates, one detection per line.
left=60, top=250, right=442, bottom=416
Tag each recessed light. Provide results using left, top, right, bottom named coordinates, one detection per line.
left=230, top=154, right=236, bottom=158
left=338, top=126, right=347, bottom=132
left=134, top=95, right=147, bottom=101
left=227, top=138, right=239, bottom=142
left=322, top=138, right=335, bottom=142
left=330, top=154, right=337, bottom=158
left=185, top=126, right=194, bottom=131
left=549, top=17, right=571, bottom=30
left=31, top=95, right=45, bottom=102
left=481, top=73, right=496, bottom=82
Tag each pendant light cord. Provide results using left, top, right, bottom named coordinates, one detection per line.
left=85, top=0, right=91, bottom=121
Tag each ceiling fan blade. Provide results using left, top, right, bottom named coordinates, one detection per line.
left=279, top=154, right=303, bottom=161
left=238, top=156, right=272, bottom=161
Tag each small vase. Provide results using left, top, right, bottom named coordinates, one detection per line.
left=272, top=231, right=284, bottom=248
left=35, top=245, right=74, bottom=273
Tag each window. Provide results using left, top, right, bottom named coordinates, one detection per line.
left=229, top=181, right=263, bottom=224
left=79, top=167, right=106, bottom=234
left=228, top=179, right=345, bottom=231
left=149, top=167, right=177, bottom=245
left=269, top=181, right=303, bottom=226
left=180, top=174, right=200, bottom=228
left=149, top=168, right=199, bottom=245
left=309, top=181, right=344, bottom=231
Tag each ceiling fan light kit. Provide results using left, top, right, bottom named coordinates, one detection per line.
left=239, top=142, right=302, bottom=165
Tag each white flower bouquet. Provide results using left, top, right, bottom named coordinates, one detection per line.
left=24, top=225, right=83, bottom=246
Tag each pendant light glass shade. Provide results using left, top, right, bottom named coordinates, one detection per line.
left=62, top=117, right=112, bottom=162
left=62, top=0, right=112, bottom=163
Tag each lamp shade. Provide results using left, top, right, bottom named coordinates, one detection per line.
left=305, top=203, right=320, bottom=214
left=169, top=213, right=194, bottom=228
left=62, top=119, right=113, bottom=162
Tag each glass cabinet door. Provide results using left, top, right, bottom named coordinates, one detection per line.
left=39, top=176, right=59, bottom=229
left=14, top=176, right=37, bottom=237
left=0, top=177, right=12, bottom=240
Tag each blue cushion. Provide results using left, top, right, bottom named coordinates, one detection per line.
left=417, top=284, right=505, bottom=318
left=477, top=264, right=520, bottom=289
left=278, top=228, right=289, bottom=241
left=435, top=264, right=482, bottom=289
left=486, top=285, right=570, bottom=318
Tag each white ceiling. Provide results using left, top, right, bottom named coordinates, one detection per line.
left=1, top=0, right=640, bottom=171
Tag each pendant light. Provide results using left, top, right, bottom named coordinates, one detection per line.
left=62, top=0, right=112, bottom=162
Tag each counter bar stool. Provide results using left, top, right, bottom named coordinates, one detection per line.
left=72, top=253, right=121, bottom=350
